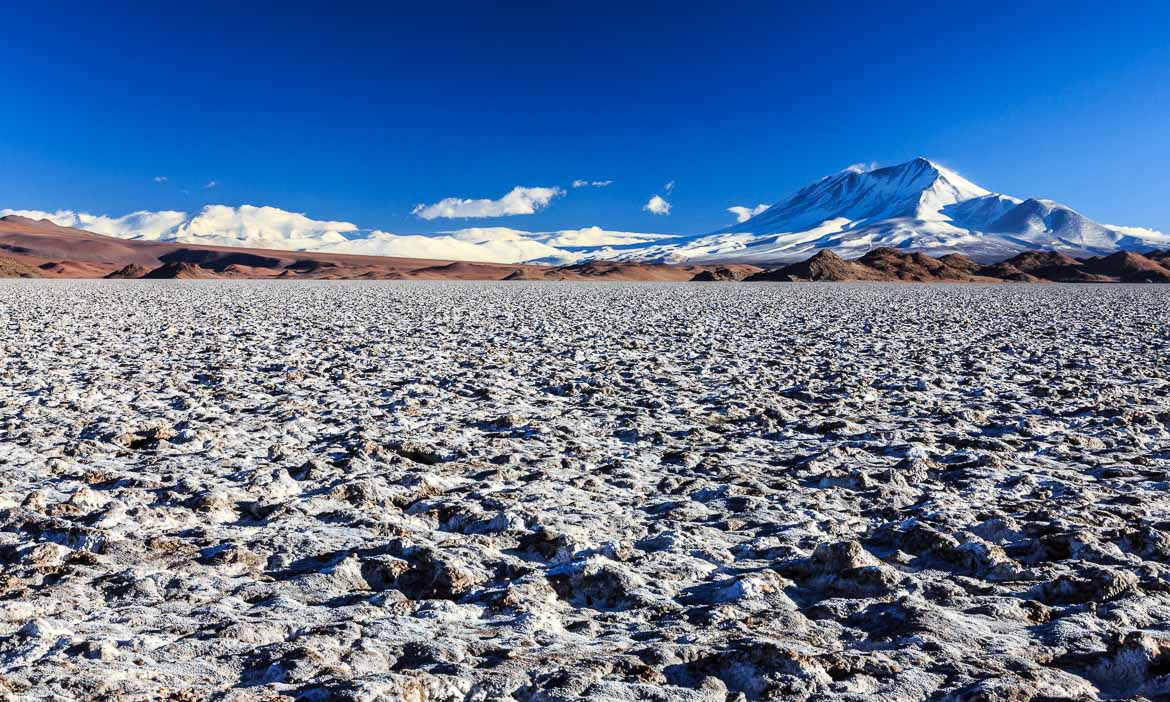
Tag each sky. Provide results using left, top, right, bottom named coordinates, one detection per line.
left=1, top=0, right=1169, bottom=235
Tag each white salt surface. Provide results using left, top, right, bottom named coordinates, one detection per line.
left=1, top=280, right=1169, bottom=701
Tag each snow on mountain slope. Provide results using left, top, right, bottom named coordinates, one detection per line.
left=310, top=225, right=682, bottom=263
left=525, top=226, right=678, bottom=248
left=322, top=228, right=577, bottom=264
left=984, top=199, right=1131, bottom=251
left=1107, top=224, right=1170, bottom=248
left=622, top=158, right=1169, bottom=263
left=716, top=158, right=989, bottom=237
left=943, top=194, right=1024, bottom=231
left=4, top=158, right=1167, bottom=265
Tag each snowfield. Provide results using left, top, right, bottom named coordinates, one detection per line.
left=2, top=280, right=1170, bottom=701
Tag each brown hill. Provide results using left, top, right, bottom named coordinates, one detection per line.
left=0, top=257, right=43, bottom=278
left=745, top=247, right=1170, bottom=284
left=0, top=215, right=728, bottom=282
left=977, top=262, right=1041, bottom=282
left=142, top=263, right=220, bottom=279
left=1078, top=251, right=1170, bottom=283
left=1004, top=250, right=1081, bottom=274
left=552, top=262, right=763, bottom=281
left=996, top=250, right=1112, bottom=282
left=747, top=250, right=882, bottom=281
left=407, top=261, right=527, bottom=280
left=937, top=253, right=982, bottom=274
left=857, top=248, right=993, bottom=281
left=37, top=261, right=111, bottom=277
left=0, top=215, right=526, bottom=280
left=104, top=263, right=150, bottom=279
left=690, top=265, right=762, bottom=282
left=554, top=261, right=691, bottom=281
left=747, top=248, right=989, bottom=282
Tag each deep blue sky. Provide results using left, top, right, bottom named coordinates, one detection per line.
left=2, top=1, right=1168, bottom=234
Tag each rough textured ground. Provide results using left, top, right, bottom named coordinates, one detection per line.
left=1, top=280, right=1169, bottom=702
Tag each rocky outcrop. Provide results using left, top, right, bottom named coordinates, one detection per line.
left=141, top=262, right=220, bottom=279
left=747, top=250, right=884, bottom=281
left=103, top=263, right=150, bottom=279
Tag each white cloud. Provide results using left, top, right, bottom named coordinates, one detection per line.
left=727, top=204, right=770, bottom=223
left=204, top=180, right=218, bottom=188
left=153, top=176, right=168, bottom=183
left=663, top=180, right=676, bottom=194
left=643, top=195, right=671, bottom=216
left=572, top=179, right=613, bottom=188
left=412, top=185, right=564, bottom=220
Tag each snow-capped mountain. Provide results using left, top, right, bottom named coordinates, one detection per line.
left=323, top=226, right=678, bottom=264
left=625, top=157, right=1170, bottom=263
left=4, top=158, right=1167, bottom=264
left=722, top=157, right=990, bottom=234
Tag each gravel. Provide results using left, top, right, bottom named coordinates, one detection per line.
left=1, top=280, right=1169, bottom=701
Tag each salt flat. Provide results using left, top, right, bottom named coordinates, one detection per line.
left=1, top=280, right=1169, bottom=701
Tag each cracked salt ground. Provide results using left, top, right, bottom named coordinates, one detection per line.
left=0, top=279, right=1169, bottom=701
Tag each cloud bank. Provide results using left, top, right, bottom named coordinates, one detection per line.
left=412, top=186, right=564, bottom=220
left=1, top=208, right=189, bottom=239
left=0, top=205, right=358, bottom=249
left=324, top=225, right=679, bottom=264
left=2, top=204, right=684, bottom=264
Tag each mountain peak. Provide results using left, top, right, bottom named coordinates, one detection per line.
left=907, top=156, right=940, bottom=170
left=718, top=157, right=989, bottom=236
left=833, top=157, right=939, bottom=176
left=876, top=158, right=986, bottom=195
left=694, top=157, right=1170, bottom=263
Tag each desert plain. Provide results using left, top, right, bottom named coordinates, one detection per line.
left=0, top=280, right=1168, bottom=701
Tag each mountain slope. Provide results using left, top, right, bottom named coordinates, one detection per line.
left=582, top=159, right=1165, bottom=264
left=717, top=158, right=989, bottom=235
left=0, top=215, right=751, bottom=281
left=651, top=158, right=1169, bottom=263
left=4, top=158, right=1167, bottom=264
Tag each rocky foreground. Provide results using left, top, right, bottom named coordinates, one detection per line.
left=1, top=281, right=1169, bottom=701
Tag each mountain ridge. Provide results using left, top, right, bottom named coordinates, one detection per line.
left=4, top=158, right=1168, bottom=264
left=674, top=158, right=1168, bottom=264
left=4, top=214, right=1170, bottom=283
